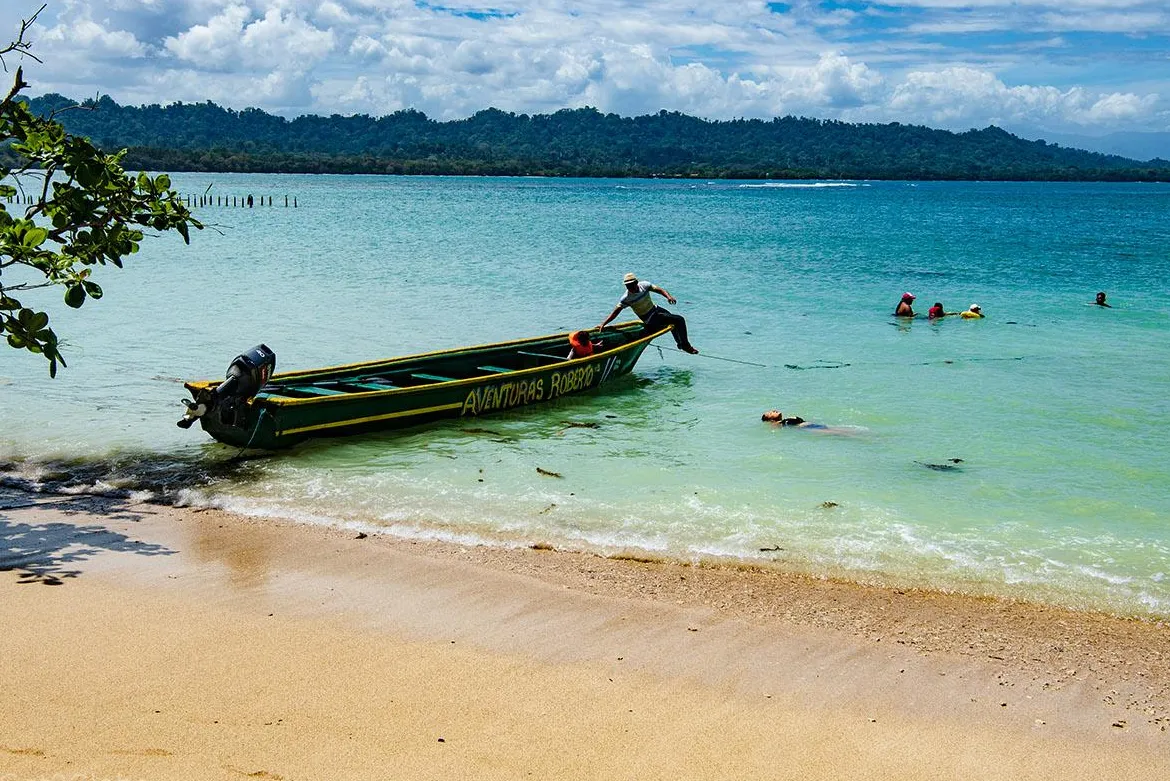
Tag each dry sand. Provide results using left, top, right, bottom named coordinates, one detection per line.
left=1, top=487, right=1167, bottom=780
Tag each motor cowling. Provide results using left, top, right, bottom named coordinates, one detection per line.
left=178, top=344, right=276, bottom=429
left=216, top=344, right=277, bottom=402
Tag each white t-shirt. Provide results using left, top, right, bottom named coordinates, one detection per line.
left=618, top=281, right=658, bottom=321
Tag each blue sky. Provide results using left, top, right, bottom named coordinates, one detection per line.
left=1, top=1, right=1167, bottom=141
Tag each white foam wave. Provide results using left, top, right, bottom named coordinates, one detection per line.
left=738, top=182, right=860, bottom=189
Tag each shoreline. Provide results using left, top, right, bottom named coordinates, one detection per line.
left=2, top=486, right=1168, bottom=778
left=5, top=464, right=1167, bottom=624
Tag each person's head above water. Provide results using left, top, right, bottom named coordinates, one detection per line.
left=928, top=302, right=944, bottom=317
left=902, top=292, right=915, bottom=302
left=1096, top=291, right=1108, bottom=305
left=762, top=410, right=806, bottom=425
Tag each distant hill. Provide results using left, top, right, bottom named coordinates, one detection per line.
left=1021, top=130, right=1170, bottom=163
left=20, top=94, right=1170, bottom=181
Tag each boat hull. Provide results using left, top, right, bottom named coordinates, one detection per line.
left=185, top=322, right=666, bottom=449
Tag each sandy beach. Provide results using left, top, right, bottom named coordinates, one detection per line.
left=1, top=486, right=1167, bottom=780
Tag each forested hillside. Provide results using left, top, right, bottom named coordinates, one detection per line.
left=22, top=94, right=1170, bottom=181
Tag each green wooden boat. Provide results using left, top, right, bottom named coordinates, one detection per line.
left=179, top=321, right=668, bottom=449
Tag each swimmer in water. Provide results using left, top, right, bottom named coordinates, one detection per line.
left=928, top=302, right=957, bottom=319
left=1093, top=291, right=1112, bottom=308
left=895, top=292, right=916, bottom=317
left=761, top=410, right=857, bottom=435
left=959, top=304, right=985, bottom=319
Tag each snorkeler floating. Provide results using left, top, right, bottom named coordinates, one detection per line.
left=761, top=410, right=857, bottom=435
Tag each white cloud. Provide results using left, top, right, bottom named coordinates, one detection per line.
left=164, top=4, right=334, bottom=70
left=37, top=15, right=147, bottom=60
left=1085, top=92, right=1158, bottom=122
left=0, top=0, right=1165, bottom=135
left=879, top=67, right=1161, bottom=131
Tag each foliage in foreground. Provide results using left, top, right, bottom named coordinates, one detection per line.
left=1, top=9, right=200, bottom=376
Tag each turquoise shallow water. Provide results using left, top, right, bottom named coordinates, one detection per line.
left=2, top=176, right=1169, bottom=617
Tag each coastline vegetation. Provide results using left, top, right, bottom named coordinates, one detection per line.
left=21, top=94, right=1170, bottom=182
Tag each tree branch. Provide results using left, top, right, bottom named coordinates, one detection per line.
left=0, top=4, right=46, bottom=70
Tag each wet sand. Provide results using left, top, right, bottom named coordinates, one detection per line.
left=1, top=488, right=1167, bottom=780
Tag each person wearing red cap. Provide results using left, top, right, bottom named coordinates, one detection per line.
left=895, top=292, right=916, bottom=317
left=598, top=272, right=698, bottom=354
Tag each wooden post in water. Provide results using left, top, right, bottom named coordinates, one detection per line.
left=285, top=195, right=288, bottom=207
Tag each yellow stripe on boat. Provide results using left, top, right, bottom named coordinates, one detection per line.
left=273, top=321, right=650, bottom=381
left=279, top=402, right=466, bottom=436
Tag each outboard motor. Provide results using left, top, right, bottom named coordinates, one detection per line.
left=178, top=344, right=276, bottom=429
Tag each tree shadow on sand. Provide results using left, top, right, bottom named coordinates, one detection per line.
left=0, top=497, right=174, bottom=585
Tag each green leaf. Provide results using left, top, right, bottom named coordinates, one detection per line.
left=76, top=162, right=101, bottom=188
left=82, top=281, right=104, bottom=300
left=28, top=311, right=49, bottom=332
left=64, top=284, right=86, bottom=308
left=23, top=226, right=48, bottom=247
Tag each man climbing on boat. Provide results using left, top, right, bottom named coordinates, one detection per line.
left=598, top=272, right=698, bottom=354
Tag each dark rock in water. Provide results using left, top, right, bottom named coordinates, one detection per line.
left=536, top=467, right=563, bottom=478
left=947, top=458, right=964, bottom=463
left=355, top=532, right=368, bottom=540
left=916, top=460, right=962, bottom=472
left=784, top=362, right=850, bottom=371
left=759, top=544, right=784, bottom=552
left=821, top=501, right=839, bottom=508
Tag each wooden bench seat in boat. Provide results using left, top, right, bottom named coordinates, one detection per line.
left=343, top=382, right=399, bottom=392
left=411, top=372, right=457, bottom=383
left=288, top=385, right=347, bottom=397
left=477, top=365, right=513, bottom=374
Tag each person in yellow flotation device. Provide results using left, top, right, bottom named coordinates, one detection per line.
left=959, top=304, right=985, bottom=319
left=598, top=272, right=698, bottom=354
left=567, top=330, right=599, bottom=360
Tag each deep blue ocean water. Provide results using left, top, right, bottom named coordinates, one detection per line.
left=2, top=175, right=1168, bottom=617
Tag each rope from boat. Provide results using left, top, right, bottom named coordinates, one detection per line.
left=655, top=344, right=767, bottom=368
left=232, top=407, right=268, bottom=460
